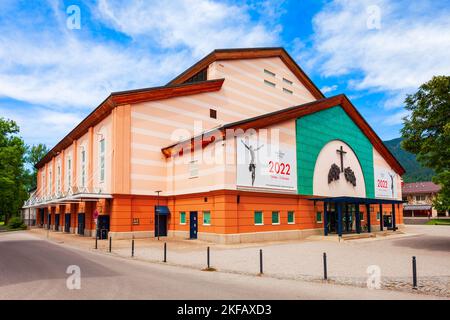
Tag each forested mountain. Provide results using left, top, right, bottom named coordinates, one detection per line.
left=383, top=138, right=434, bottom=182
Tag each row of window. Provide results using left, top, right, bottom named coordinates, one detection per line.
left=41, top=138, right=106, bottom=194
left=179, top=211, right=211, bottom=225
left=263, top=69, right=294, bottom=95
left=178, top=210, right=391, bottom=226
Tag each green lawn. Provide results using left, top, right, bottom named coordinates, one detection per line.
left=426, top=219, right=450, bottom=225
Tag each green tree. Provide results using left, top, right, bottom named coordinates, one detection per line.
left=0, top=118, right=28, bottom=223
left=401, top=75, right=450, bottom=212
left=26, top=143, right=49, bottom=190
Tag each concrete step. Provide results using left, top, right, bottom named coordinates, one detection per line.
left=342, top=233, right=376, bottom=241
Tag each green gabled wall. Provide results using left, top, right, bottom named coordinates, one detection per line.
left=296, top=105, right=375, bottom=197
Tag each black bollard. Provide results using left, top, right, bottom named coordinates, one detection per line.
left=95, top=232, right=98, bottom=250
left=109, top=236, right=112, bottom=253
left=207, top=246, right=210, bottom=269
left=412, top=256, right=418, bottom=289
left=323, top=252, right=328, bottom=280
left=131, top=239, right=135, bottom=257
left=163, top=242, right=167, bottom=263
left=259, top=249, right=263, bottom=274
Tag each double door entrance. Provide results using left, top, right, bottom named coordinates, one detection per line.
left=326, top=203, right=363, bottom=235
left=97, top=215, right=110, bottom=240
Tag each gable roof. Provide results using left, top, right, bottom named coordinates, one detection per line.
left=402, top=181, right=440, bottom=195
left=167, top=47, right=325, bottom=100
left=35, top=79, right=224, bottom=169
left=162, top=94, right=406, bottom=176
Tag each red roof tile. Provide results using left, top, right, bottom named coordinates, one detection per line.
left=402, top=181, right=440, bottom=195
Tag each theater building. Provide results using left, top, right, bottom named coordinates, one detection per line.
left=23, top=47, right=405, bottom=243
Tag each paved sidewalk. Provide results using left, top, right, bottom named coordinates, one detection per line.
left=29, top=225, right=450, bottom=298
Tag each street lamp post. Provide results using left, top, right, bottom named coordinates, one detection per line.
left=155, top=190, right=162, bottom=240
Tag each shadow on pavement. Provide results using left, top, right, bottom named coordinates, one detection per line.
left=0, top=239, right=118, bottom=287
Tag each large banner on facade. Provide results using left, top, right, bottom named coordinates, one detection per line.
left=236, top=137, right=297, bottom=192
left=374, top=166, right=397, bottom=199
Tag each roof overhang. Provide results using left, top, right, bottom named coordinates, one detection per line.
left=35, top=79, right=225, bottom=169
left=22, top=193, right=113, bottom=209
left=162, top=94, right=406, bottom=176
left=403, top=204, right=432, bottom=210
left=308, top=196, right=405, bottom=205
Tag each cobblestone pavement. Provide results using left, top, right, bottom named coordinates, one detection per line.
left=28, top=225, right=450, bottom=299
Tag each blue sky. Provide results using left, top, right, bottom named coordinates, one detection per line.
left=1, top=0, right=449, bottom=149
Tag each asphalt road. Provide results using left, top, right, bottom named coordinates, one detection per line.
left=0, top=232, right=441, bottom=300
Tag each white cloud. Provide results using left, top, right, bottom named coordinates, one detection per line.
left=0, top=31, right=190, bottom=108
left=0, top=106, right=83, bottom=147
left=305, top=0, right=450, bottom=103
left=0, top=0, right=283, bottom=148
left=383, top=110, right=410, bottom=126
left=96, top=0, right=281, bottom=57
left=320, top=85, right=338, bottom=94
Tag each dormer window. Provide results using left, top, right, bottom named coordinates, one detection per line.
left=264, top=69, right=276, bottom=77
left=264, top=80, right=276, bottom=88
left=184, top=68, right=207, bottom=84
left=283, top=78, right=293, bottom=85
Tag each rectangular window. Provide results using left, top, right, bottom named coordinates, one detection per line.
left=49, top=170, right=52, bottom=194
left=57, top=166, right=61, bottom=193
left=283, top=88, right=293, bottom=95
left=67, top=158, right=72, bottom=188
left=209, top=109, right=217, bottom=119
left=272, top=211, right=280, bottom=225
left=264, top=80, right=276, bottom=88
left=203, top=211, right=211, bottom=225
left=376, top=212, right=381, bottom=221
left=180, top=212, right=186, bottom=225
left=287, top=211, right=295, bottom=224
left=316, top=211, right=323, bottom=223
left=99, top=139, right=105, bottom=183
left=81, top=149, right=86, bottom=187
left=42, top=173, right=45, bottom=194
left=283, top=78, right=293, bottom=85
left=254, top=211, right=263, bottom=225
left=264, top=69, right=276, bottom=77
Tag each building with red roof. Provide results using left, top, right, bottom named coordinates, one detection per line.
left=402, top=181, right=448, bottom=217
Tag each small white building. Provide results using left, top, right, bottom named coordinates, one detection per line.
left=21, top=188, right=37, bottom=226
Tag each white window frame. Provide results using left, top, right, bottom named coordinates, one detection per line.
left=67, top=157, right=72, bottom=190
left=56, top=163, right=61, bottom=193
left=81, top=147, right=86, bottom=188
left=48, top=169, right=52, bottom=195
left=180, top=212, right=186, bottom=225
left=254, top=211, right=264, bottom=226
left=316, top=211, right=323, bottom=224
left=99, top=139, right=105, bottom=183
left=272, top=211, right=280, bottom=225
left=41, top=172, right=45, bottom=195
left=287, top=211, right=295, bottom=225
left=202, top=211, right=211, bottom=226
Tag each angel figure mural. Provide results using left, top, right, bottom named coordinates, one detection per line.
left=241, top=140, right=264, bottom=186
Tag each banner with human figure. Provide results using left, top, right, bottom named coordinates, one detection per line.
left=236, top=136, right=297, bottom=192
left=374, top=166, right=397, bottom=199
